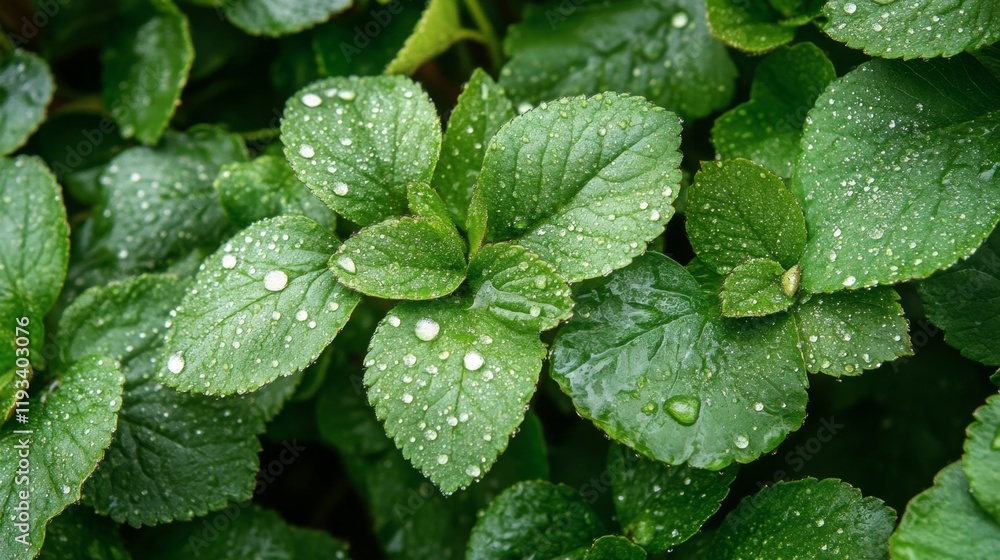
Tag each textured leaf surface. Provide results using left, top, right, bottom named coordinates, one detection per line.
left=160, top=216, right=359, bottom=395
left=712, top=44, right=835, bottom=179
left=282, top=75, right=441, bottom=226
left=37, top=505, right=131, bottom=560
left=332, top=216, right=467, bottom=300
left=224, top=0, right=351, bottom=36
left=794, top=57, right=1000, bottom=292
left=706, top=0, right=796, bottom=52
left=609, top=443, right=736, bottom=552
left=466, top=481, right=604, bottom=560
left=386, top=0, right=477, bottom=75
left=551, top=253, right=808, bottom=469
left=823, top=0, right=1000, bottom=59
left=500, top=0, right=737, bottom=120
left=890, top=462, right=1000, bottom=559
left=792, top=287, right=911, bottom=376
left=714, top=478, right=895, bottom=558
left=102, top=0, right=193, bottom=144
left=0, top=356, right=124, bottom=559
left=407, top=181, right=453, bottom=225
left=0, top=50, right=54, bottom=156
left=963, top=395, right=1000, bottom=524
left=433, top=69, right=514, bottom=227
left=920, top=226, right=1000, bottom=366
left=476, top=93, right=682, bottom=282
left=559, top=536, right=646, bottom=560
left=721, top=259, right=797, bottom=318
left=365, top=297, right=546, bottom=493
left=688, top=159, right=807, bottom=273
left=215, top=154, right=336, bottom=230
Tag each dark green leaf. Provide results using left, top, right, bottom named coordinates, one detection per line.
left=0, top=50, right=54, bottom=156
left=215, top=154, right=336, bottom=230
left=721, top=259, right=798, bottom=318
left=706, top=0, right=796, bottom=52
left=38, top=505, right=131, bottom=560
left=29, top=111, right=127, bottom=205
left=963, top=394, right=1000, bottom=524
left=223, top=0, right=352, bottom=37
left=559, top=536, right=647, bottom=560
left=312, top=5, right=423, bottom=77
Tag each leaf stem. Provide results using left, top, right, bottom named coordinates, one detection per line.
left=461, top=0, right=502, bottom=71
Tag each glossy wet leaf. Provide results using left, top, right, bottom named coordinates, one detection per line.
left=793, top=287, right=911, bottom=376
left=501, top=0, right=737, bottom=120
left=0, top=356, right=124, bottom=559
left=920, top=226, right=1000, bottom=366
left=215, top=154, right=336, bottom=230
left=432, top=69, right=515, bottom=227
left=712, top=44, right=836, bottom=179
left=823, top=0, right=1000, bottom=59
left=609, top=443, right=736, bottom=552
left=223, top=0, right=352, bottom=37
left=160, top=216, right=359, bottom=395
left=560, top=536, right=647, bottom=560
left=0, top=50, right=54, bottom=156
left=281, top=75, right=441, bottom=226
left=365, top=297, right=546, bottom=493
left=794, top=56, right=1000, bottom=292
left=466, top=481, right=605, bottom=560
left=688, top=159, right=807, bottom=273
left=333, top=216, right=467, bottom=300
left=102, top=0, right=193, bottom=144
left=385, top=0, right=478, bottom=75
left=37, top=505, right=131, bottom=560
left=706, top=0, right=796, bottom=52
left=963, top=395, right=1000, bottom=524
left=890, top=462, right=1000, bottom=559
left=550, top=253, right=808, bottom=470
left=407, top=181, right=453, bottom=225
left=468, top=243, right=573, bottom=332
left=721, top=259, right=797, bottom=318
left=476, top=93, right=682, bottom=282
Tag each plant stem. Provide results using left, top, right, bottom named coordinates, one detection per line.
left=461, top=0, right=502, bottom=71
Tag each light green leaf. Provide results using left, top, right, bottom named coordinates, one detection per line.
left=558, top=536, right=647, bottom=560
left=550, top=253, right=808, bottom=470
left=365, top=297, right=546, bottom=493
left=0, top=50, right=54, bottom=156
left=792, top=287, right=911, bottom=376
left=706, top=0, right=796, bottom=52
left=920, top=226, right=1000, bottom=366
left=500, top=0, right=737, bottom=120
left=223, top=0, right=352, bottom=37
left=215, top=154, right=336, bottom=230
left=794, top=56, right=1000, bottom=292
left=823, top=0, right=1000, bottom=59
left=609, top=443, right=736, bottom=552
left=890, top=462, right=1000, bottom=559
left=713, top=478, right=895, bottom=558
left=38, top=505, right=131, bottom=560
left=721, top=259, right=798, bottom=318
left=712, top=44, right=836, bottom=179
left=281, top=75, right=442, bottom=226
left=688, top=159, right=807, bottom=274
left=102, top=0, right=194, bottom=144
left=963, top=394, right=1000, bottom=524
left=466, top=481, right=605, bottom=560
left=0, top=356, right=124, bottom=559
left=160, top=216, right=360, bottom=395
left=467, top=243, right=574, bottom=332
left=407, top=181, right=453, bottom=225
left=386, top=0, right=479, bottom=75
left=432, top=69, right=514, bottom=227
left=477, top=93, right=682, bottom=282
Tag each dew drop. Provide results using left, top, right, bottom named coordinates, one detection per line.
left=264, top=270, right=289, bottom=291
left=735, top=435, right=750, bottom=449
left=301, top=93, right=322, bottom=107
left=754, top=402, right=764, bottom=412
left=402, top=393, right=413, bottom=404
left=295, top=310, right=309, bottom=321
left=298, top=144, right=315, bottom=158
left=337, top=256, right=356, bottom=273
left=466, top=465, right=481, bottom=478
left=843, top=2, right=857, bottom=14
left=464, top=352, right=484, bottom=371
left=403, top=354, right=417, bottom=367
left=671, top=11, right=689, bottom=28
left=415, top=318, right=440, bottom=341
left=842, top=275, right=857, bottom=287
left=333, top=182, right=349, bottom=196
left=221, top=254, right=237, bottom=269
left=167, top=352, right=185, bottom=374
left=664, top=395, right=700, bottom=426
left=437, top=454, right=449, bottom=465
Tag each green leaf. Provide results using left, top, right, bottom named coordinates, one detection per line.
left=332, top=216, right=467, bottom=300
left=312, top=6, right=423, bottom=77
left=721, top=259, right=798, bottom=318
left=281, top=75, right=442, bottom=226
left=794, top=56, right=1000, bottom=292
left=223, top=0, right=352, bottom=37
left=466, top=481, right=605, bottom=560
left=609, top=443, right=736, bottom=552
left=0, top=50, right=54, bottom=156
left=963, top=394, right=1000, bottom=524
left=38, top=505, right=131, bottom=560
left=407, top=181, right=453, bottom=225
left=57, top=275, right=289, bottom=526
left=920, top=226, right=1000, bottom=366
left=823, top=0, right=1000, bottom=59
left=432, top=69, right=515, bottom=227
left=712, top=44, right=836, bottom=179
left=385, top=0, right=479, bottom=75
left=713, top=478, right=895, bottom=558
left=467, top=243, right=574, bottom=332
left=705, top=0, right=796, bottom=53
left=792, top=287, right=911, bottom=376
left=477, top=93, right=682, bottom=283
left=215, top=154, right=336, bottom=230
left=890, top=462, right=1000, bottom=559
left=0, top=356, right=124, bottom=559
left=160, top=216, right=359, bottom=395
left=365, top=297, right=546, bottom=493
left=131, top=505, right=351, bottom=559
left=688, top=159, right=808, bottom=274
left=500, top=0, right=737, bottom=120
left=102, top=0, right=194, bottom=144
left=559, top=536, right=647, bottom=560
left=550, top=252, right=808, bottom=470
